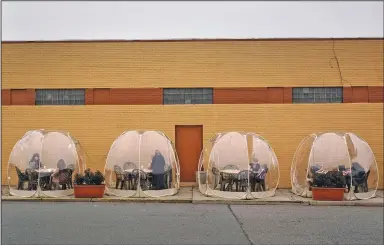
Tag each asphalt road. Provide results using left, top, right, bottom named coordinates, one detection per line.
left=2, top=202, right=383, bottom=245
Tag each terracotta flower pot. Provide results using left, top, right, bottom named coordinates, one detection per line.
left=74, top=184, right=105, bottom=198
left=312, top=187, right=345, bottom=201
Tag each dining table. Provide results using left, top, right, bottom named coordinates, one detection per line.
left=34, top=168, right=56, bottom=190
left=219, top=168, right=264, bottom=192
left=34, top=168, right=56, bottom=177
left=123, top=168, right=153, bottom=190
left=124, top=168, right=152, bottom=174
left=220, top=169, right=241, bottom=175
left=219, top=169, right=240, bottom=191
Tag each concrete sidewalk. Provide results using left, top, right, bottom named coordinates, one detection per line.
left=2, top=186, right=383, bottom=206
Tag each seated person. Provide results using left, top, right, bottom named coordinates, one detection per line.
left=255, top=165, right=268, bottom=192
left=256, top=165, right=268, bottom=180
left=51, top=159, right=66, bottom=189
left=249, top=158, right=268, bottom=191
left=311, top=165, right=321, bottom=173
left=352, top=162, right=365, bottom=178
left=351, top=162, right=366, bottom=192
left=339, top=165, right=351, bottom=176
left=338, top=165, right=351, bottom=192
left=29, top=153, right=43, bottom=169
left=249, top=157, right=261, bottom=173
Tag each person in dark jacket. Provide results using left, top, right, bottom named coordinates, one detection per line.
left=150, top=150, right=166, bottom=190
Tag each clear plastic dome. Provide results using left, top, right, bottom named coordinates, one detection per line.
left=7, top=129, right=82, bottom=197
left=105, top=130, right=180, bottom=198
left=291, top=132, right=379, bottom=200
left=198, top=132, right=279, bottom=199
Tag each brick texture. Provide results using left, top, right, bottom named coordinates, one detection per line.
left=2, top=87, right=382, bottom=105
left=368, top=86, right=384, bottom=103
left=2, top=89, right=11, bottom=105
left=283, top=87, right=293, bottom=103
left=2, top=104, right=383, bottom=188
left=110, top=88, right=163, bottom=105
left=267, top=87, right=284, bottom=104
left=352, top=86, right=369, bottom=103
left=85, top=89, right=94, bottom=105
left=2, top=39, right=383, bottom=89
left=85, top=88, right=163, bottom=105
left=343, top=87, right=353, bottom=103
left=214, top=88, right=268, bottom=104
left=93, top=89, right=111, bottom=105
left=10, top=89, right=35, bottom=105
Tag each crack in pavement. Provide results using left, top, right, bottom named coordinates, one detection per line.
left=227, top=205, right=254, bottom=245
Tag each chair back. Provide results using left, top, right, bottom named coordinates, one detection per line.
left=15, top=167, right=23, bottom=177
left=132, top=169, right=147, bottom=180
left=238, top=170, right=250, bottom=180
left=257, top=168, right=267, bottom=179
left=26, top=169, right=38, bottom=182
left=59, top=169, right=73, bottom=184
left=212, top=167, right=220, bottom=175
left=140, top=170, right=147, bottom=180
left=114, top=165, right=123, bottom=174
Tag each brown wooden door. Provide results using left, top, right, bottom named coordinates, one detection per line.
left=175, top=125, right=203, bottom=182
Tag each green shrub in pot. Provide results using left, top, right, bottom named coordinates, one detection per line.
left=74, top=168, right=105, bottom=185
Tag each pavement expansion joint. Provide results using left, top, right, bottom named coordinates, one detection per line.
left=228, top=204, right=254, bottom=245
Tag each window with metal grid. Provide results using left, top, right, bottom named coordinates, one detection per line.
left=292, top=87, right=343, bottom=103
left=163, top=88, right=213, bottom=104
left=35, top=89, right=85, bottom=105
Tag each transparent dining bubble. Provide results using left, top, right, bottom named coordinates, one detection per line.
left=105, top=130, right=180, bottom=198
left=291, top=132, right=378, bottom=200
left=198, top=132, right=279, bottom=199
left=7, top=129, right=82, bottom=197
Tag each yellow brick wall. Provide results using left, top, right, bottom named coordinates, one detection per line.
left=2, top=39, right=383, bottom=89
left=2, top=104, right=383, bottom=188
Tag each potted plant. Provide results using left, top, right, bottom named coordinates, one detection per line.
left=311, top=170, right=346, bottom=201
left=73, top=168, right=105, bottom=198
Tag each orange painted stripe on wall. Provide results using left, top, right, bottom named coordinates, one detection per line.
left=343, top=86, right=383, bottom=103
left=2, top=90, right=11, bottom=105
left=213, top=87, right=293, bottom=104
left=86, top=88, right=163, bottom=105
left=1, top=87, right=383, bottom=106
left=368, top=86, right=384, bottom=103
left=2, top=89, right=35, bottom=105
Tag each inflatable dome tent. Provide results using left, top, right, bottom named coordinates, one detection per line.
left=291, top=132, right=379, bottom=200
left=198, top=132, right=279, bottom=199
left=7, top=130, right=83, bottom=197
left=105, top=130, right=180, bottom=198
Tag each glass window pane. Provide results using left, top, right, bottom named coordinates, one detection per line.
left=292, top=87, right=343, bottom=104
left=163, top=88, right=213, bottom=104
left=35, top=89, right=85, bottom=105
